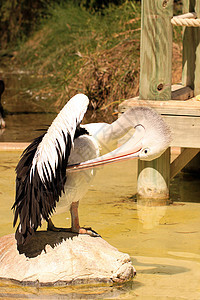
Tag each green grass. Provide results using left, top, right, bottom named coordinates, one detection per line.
left=13, top=1, right=141, bottom=113
left=18, top=2, right=140, bottom=68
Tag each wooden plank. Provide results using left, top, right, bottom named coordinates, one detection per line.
left=171, top=147, right=181, bottom=163
left=171, top=86, right=194, bottom=100
left=182, top=0, right=200, bottom=95
left=139, top=0, right=173, bottom=100
left=170, top=148, right=199, bottom=178
left=119, top=96, right=200, bottom=116
left=163, top=115, right=200, bottom=148
left=0, top=142, right=29, bottom=151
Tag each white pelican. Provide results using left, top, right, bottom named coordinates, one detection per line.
left=12, top=94, right=171, bottom=245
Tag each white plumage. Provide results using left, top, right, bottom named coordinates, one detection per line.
left=30, top=94, right=89, bottom=183
left=57, top=135, right=99, bottom=214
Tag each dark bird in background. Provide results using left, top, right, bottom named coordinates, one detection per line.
left=0, top=80, right=5, bottom=129
left=12, top=94, right=171, bottom=246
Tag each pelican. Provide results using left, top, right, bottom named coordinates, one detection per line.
left=12, top=94, right=171, bottom=245
left=0, top=80, right=5, bottom=129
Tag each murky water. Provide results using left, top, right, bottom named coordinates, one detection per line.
left=0, top=151, right=200, bottom=299
left=0, top=72, right=200, bottom=299
left=0, top=70, right=57, bottom=142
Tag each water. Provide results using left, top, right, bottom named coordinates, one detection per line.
left=0, top=153, right=200, bottom=299
left=0, top=70, right=57, bottom=142
left=0, top=72, right=200, bottom=299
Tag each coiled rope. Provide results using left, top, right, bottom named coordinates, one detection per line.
left=171, top=12, right=200, bottom=27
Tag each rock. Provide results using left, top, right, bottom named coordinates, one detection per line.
left=0, top=232, right=135, bottom=286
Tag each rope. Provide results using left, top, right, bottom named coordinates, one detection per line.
left=171, top=12, right=200, bottom=27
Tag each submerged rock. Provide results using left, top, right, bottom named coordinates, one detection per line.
left=0, top=232, right=135, bottom=286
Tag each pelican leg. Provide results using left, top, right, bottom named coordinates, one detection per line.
left=47, top=218, right=64, bottom=232
left=70, top=201, right=101, bottom=237
left=70, top=201, right=80, bottom=232
left=47, top=202, right=100, bottom=237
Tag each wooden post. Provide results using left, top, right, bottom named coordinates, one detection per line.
left=138, top=149, right=170, bottom=203
left=182, top=0, right=200, bottom=95
left=182, top=0, right=200, bottom=172
left=138, top=0, right=173, bottom=201
left=139, top=0, right=173, bottom=100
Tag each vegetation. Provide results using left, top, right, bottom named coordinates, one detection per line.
left=0, top=0, right=51, bottom=48
left=0, top=0, right=182, bottom=115
left=1, top=1, right=141, bottom=113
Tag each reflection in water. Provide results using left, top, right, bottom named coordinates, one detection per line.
left=0, top=279, right=136, bottom=299
left=137, top=200, right=167, bottom=230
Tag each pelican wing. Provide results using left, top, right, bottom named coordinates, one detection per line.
left=12, top=94, right=89, bottom=245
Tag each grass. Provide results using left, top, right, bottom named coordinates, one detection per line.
left=9, top=1, right=141, bottom=115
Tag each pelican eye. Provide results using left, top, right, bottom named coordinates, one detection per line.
left=143, top=148, right=150, bottom=155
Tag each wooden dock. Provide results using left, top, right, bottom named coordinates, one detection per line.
left=119, top=0, right=200, bottom=201
left=0, top=142, right=29, bottom=151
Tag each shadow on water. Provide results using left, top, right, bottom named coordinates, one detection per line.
left=132, top=257, right=189, bottom=276
left=170, top=173, right=200, bottom=204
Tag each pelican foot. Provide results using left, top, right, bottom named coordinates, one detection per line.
left=47, top=221, right=101, bottom=237
left=47, top=218, right=74, bottom=233
left=78, top=227, right=101, bottom=238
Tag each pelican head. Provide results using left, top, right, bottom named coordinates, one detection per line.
left=126, top=107, right=171, bottom=161
left=67, top=107, right=172, bottom=171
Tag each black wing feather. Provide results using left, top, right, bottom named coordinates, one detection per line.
left=12, top=131, right=72, bottom=245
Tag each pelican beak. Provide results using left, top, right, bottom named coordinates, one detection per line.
left=67, top=125, right=145, bottom=172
